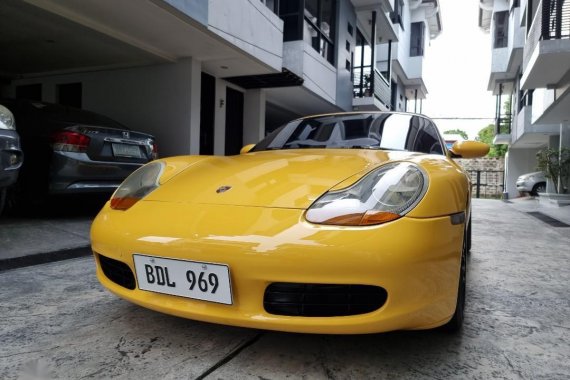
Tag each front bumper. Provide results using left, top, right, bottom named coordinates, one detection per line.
left=516, top=180, right=533, bottom=192
left=91, top=201, right=464, bottom=334
left=0, top=130, right=23, bottom=188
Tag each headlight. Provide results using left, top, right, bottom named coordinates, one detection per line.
left=0, top=105, right=16, bottom=130
left=110, top=161, right=164, bottom=210
left=305, top=162, right=428, bottom=226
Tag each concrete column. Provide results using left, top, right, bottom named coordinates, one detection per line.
left=213, top=79, right=227, bottom=155
left=503, top=150, right=511, bottom=197
left=547, top=134, right=560, bottom=193
left=188, top=59, right=202, bottom=155
left=560, top=122, right=570, bottom=192
left=243, top=89, right=266, bottom=145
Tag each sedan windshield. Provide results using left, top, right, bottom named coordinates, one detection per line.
left=252, top=113, right=445, bottom=155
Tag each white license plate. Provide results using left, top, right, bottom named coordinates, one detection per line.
left=133, top=254, right=233, bottom=305
left=112, top=143, right=142, bottom=158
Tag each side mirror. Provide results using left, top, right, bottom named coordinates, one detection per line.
left=240, top=144, right=256, bottom=154
left=449, top=141, right=489, bottom=158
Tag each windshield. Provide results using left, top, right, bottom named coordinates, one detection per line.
left=252, top=113, right=445, bottom=155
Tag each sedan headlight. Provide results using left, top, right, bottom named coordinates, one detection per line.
left=305, top=162, right=428, bottom=226
left=111, top=161, right=164, bottom=210
left=0, top=105, right=16, bottom=130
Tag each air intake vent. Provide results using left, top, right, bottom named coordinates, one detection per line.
left=264, top=283, right=387, bottom=317
left=98, top=254, right=136, bottom=290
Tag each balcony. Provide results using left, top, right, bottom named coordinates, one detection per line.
left=352, top=0, right=398, bottom=41
left=208, top=0, right=284, bottom=72
left=493, top=114, right=512, bottom=145
left=521, top=0, right=570, bottom=89
left=511, top=105, right=560, bottom=147
left=488, top=6, right=525, bottom=93
left=353, top=67, right=391, bottom=110
left=531, top=85, right=570, bottom=124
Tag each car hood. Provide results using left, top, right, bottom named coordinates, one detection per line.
left=146, top=149, right=421, bottom=209
left=518, top=171, right=545, bottom=180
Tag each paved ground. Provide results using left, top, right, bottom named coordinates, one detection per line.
left=0, top=194, right=104, bottom=261
left=1, top=198, right=569, bottom=379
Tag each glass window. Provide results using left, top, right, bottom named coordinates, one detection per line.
left=260, top=0, right=279, bottom=14
left=305, top=0, right=318, bottom=20
left=391, top=0, right=404, bottom=29
left=320, top=0, right=334, bottom=39
left=409, top=117, right=444, bottom=154
left=353, top=29, right=372, bottom=97
left=303, top=0, right=336, bottom=64
left=251, top=113, right=445, bottom=155
left=410, top=22, right=425, bottom=57
left=279, top=0, right=303, bottom=41
left=493, top=11, right=508, bottom=48
left=279, top=0, right=336, bottom=63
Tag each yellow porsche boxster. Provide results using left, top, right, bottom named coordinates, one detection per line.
left=91, top=112, right=489, bottom=334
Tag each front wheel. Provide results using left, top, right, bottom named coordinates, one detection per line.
left=531, top=182, right=546, bottom=196
left=441, top=232, right=467, bottom=332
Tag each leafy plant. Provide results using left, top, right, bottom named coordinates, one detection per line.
left=444, top=129, right=468, bottom=140
left=476, top=124, right=508, bottom=158
left=536, top=148, right=570, bottom=194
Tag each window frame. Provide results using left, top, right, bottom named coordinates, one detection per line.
left=493, top=11, right=509, bottom=48
left=303, top=0, right=337, bottom=65
left=410, top=22, right=425, bottom=57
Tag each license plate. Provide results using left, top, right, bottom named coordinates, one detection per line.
left=133, top=254, right=233, bottom=305
left=112, top=143, right=142, bottom=158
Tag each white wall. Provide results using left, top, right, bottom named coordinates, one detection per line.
left=391, top=2, right=430, bottom=81
left=531, top=88, right=557, bottom=124
left=506, top=147, right=542, bottom=197
left=9, top=60, right=202, bottom=157
left=208, top=0, right=283, bottom=71
left=243, top=89, right=266, bottom=145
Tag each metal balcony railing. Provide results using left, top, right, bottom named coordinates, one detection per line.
left=353, top=68, right=391, bottom=109
left=542, top=0, right=570, bottom=39
left=524, top=0, right=570, bottom=69
left=495, top=114, right=512, bottom=135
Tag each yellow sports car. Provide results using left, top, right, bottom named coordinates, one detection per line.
left=91, top=112, right=489, bottom=334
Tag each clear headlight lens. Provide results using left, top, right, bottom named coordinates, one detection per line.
left=305, top=162, right=428, bottom=226
left=110, top=161, right=164, bottom=210
left=0, top=105, right=16, bottom=130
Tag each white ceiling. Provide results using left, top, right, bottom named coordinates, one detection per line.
left=0, top=0, right=274, bottom=80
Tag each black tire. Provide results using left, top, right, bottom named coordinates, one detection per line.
left=441, top=230, right=467, bottom=332
left=531, top=182, right=546, bottom=196
left=466, top=215, right=472, bottom=253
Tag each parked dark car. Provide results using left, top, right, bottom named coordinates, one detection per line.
left=0, top=104, right=24, bottom=214
left=0, top=99, right=157, bottom=209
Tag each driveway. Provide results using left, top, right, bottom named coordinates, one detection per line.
left=1, top=199, right=569, bottom=379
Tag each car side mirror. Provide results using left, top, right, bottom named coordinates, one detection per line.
left=240, top=144, right=256, bottom=154
left=449, top=141, right=490, bottom=158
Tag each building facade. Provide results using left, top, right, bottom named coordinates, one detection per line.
left=479, top=0, right=570, bottom=198
left=0, top=0, right=441, bottom=158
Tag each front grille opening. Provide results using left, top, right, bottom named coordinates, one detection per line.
left=264, top=283, right=387, bottom=317
left=97, top=254, right=136, bottom=290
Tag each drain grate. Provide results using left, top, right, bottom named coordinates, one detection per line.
left=526, top=212, right=570, bottom=227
